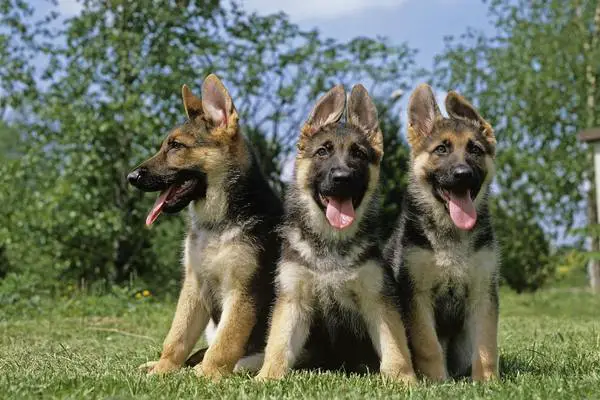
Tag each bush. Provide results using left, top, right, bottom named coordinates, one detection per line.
left=491, top=199, right=554, bottom=293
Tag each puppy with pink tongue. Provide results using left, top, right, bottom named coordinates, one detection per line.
left=256, top=84, right=416, bottom=384
left=324, top=197, right=355, bottom=230
left=385, top=84, right=500, bottom=383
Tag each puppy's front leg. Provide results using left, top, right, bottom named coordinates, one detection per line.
left=256, top=262, right=314, bottom=381
left=255, top=294, right=313, bottom=380
left=409, top=294, right=448, bottom=381
left=141, top=265, right=210, bottom=374
left=366, top=301, right=416, bottom=383
left=355, top=266, right=415, bottom=383
left=471, top=285, right=499, bottom=382
left=195, top=289, right=256, bottom=380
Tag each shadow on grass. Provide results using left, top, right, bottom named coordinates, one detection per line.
left=500, top=352, right=555, bottom=379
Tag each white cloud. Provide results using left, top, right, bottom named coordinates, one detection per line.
left=241, top=0, right=407, bottom=21
left=57, top=0, right=82, bottom=16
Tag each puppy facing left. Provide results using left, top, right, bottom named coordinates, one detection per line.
left=128, top=74, right=283, bottom=380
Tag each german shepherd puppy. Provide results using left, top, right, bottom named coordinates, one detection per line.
left=384, top=84, right=499, bottom=381
left=128, top=74, right=283, bottom=379
left=255, top=84, right=415, bottom=383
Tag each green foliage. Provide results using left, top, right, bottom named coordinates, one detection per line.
left=0, top=0, right=416, bottom=293
left=491, top=199, right=554, bottom=293
left=377, top=100, right=411, bottom=238
left=552, top=246, right=589, bottom=288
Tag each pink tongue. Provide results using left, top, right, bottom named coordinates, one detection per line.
left=325, top=197, right=355, bottom=229
left=145, top=185, right=175, bottom=227
left=447, top=190, right=477, bottom=230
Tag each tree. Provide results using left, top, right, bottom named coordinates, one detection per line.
left=434, top=0, right=600, bottom=291
left=377, top=99, right=411, bottom=239
left=491, top=198, right=552, bottom=293
left=1, top=0, right=417, bottom=292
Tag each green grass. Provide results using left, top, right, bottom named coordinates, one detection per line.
left=1, top=289, right=600, bottom=399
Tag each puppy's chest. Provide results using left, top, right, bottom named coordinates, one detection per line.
left=286, top=230, right=369, bottom=272
left=312, top=269, right=367, bottom=313
left=404, top=243, right=496, bottom=296
left=185, top=226, right=257, bottom=289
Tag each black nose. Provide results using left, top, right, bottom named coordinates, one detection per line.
left=127, top=168, right=143, bottom=185
left=331, top=168, right=352, bottom=184
left=452, top=164, right=473, bottom=181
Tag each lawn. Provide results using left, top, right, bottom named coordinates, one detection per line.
left=1, top=288, right=599, bottom=399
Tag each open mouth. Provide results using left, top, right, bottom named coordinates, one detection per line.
left=440, top=189, right=477, bottom=231
left=146, top=178, right=201, bottom=226
left=318, top=194, right=356, bottom=230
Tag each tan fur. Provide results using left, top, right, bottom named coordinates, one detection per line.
left=143, top=262, right=211, bottom=375
left=407, top=293, right=447, bottom=381
left=445, top=91, right=495, bottom=149
left=471, top=297, right=499, bottom=381
left=195, top=290, right=256, bottom=379
left=138, top=75, right=263, bottom=381
left=256, top=261, right=414, bottom=383
left=141, top=229, right=260, bottom=379
left=399, top=86, right=500, bottom=382
left=404, top=240, right=499, bottom=381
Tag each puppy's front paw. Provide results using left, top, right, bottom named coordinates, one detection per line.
left=380, top=363, right=417, bottom=385
left=194, top=362, right=228, bottom=381
left=139, top=358, right=180, bottom=375
left=414, top=354, right=447, bottom=382
left=254, top=365, right=287, bottom=382
left=472, top=361, right=499, bottom=382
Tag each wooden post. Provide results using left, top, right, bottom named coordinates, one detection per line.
left=578, top=129, right=600, bottom=293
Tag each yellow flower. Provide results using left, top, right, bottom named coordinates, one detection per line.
left=143, top=290, right=151, bottom=297
left=557, top=266, right=570, bottom=276
left=135, top=292, right=143, bottom=299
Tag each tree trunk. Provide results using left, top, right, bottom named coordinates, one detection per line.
left=587, top=183, right=600, bottom=292
left=582, top=1, right=600, bottom=292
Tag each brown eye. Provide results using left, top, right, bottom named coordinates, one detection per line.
left=468, top=142, right=484, bottom=156
left=351, top=145, right=367, bottom=160
left=434, top=144, right=448, bottom=155
left=169, top=141, right=186, bottom=150
left=316, top=147, right=329, bottom=157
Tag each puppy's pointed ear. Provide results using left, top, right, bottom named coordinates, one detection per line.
left=407, top=84, right=441, bottom=148
left=201, top=73, right=237, bottom=129
left=347, top=84, right=379, bottom=132
left=445, top=91, right=495, bottom=146
left=182, top=84, right=203, bottom=120
left=301, top=84, right=346, bottom=138
left=347, top=84, right=383, bottom=158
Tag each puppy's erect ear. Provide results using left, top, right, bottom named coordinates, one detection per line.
left=347, top=84, right=379, bottom=132
left=347, top=84, right=383, bottom=159
left=407, top=84, right=442, bottom=148
left=301, top=84, right=346, bottom=138
left=445, top=91, right=495, bottom=146
left=201, top=73, right=237, bottom=130
left=182, top=84, right=203, bottom=120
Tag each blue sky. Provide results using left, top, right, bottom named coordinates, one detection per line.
left=240, top=0, right=492, bottom=70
